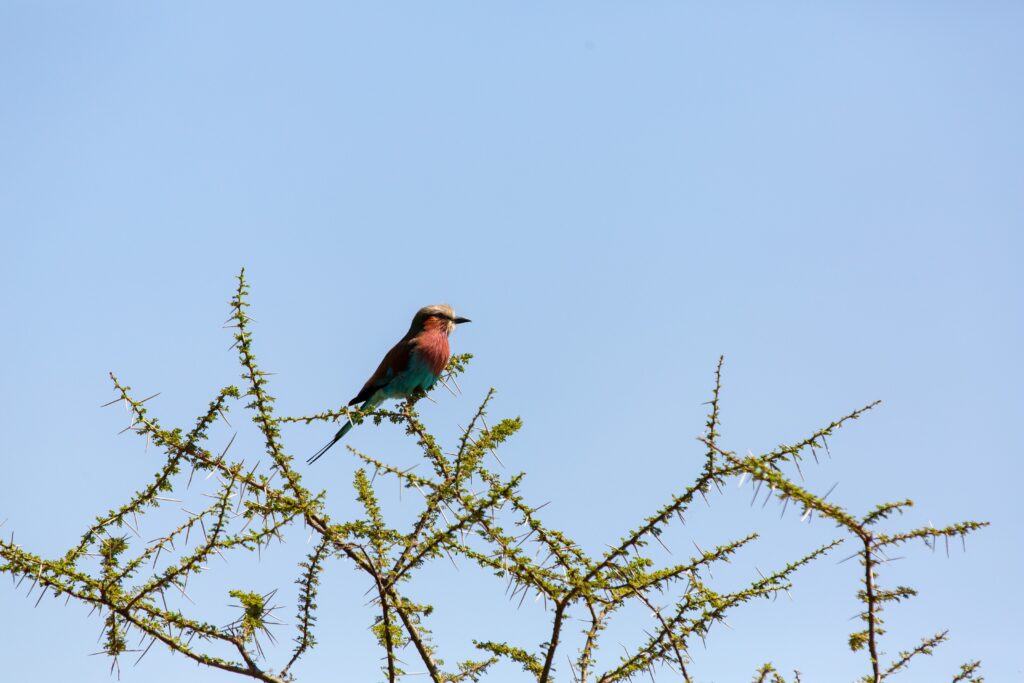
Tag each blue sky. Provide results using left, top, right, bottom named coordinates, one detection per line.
left=1, top=2, right=1021, bottom=681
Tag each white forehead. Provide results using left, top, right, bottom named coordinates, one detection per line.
left=419, top=304, right=455, bottom=318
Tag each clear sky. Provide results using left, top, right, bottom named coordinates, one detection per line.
left=1, top=2, right=1021, bottom=682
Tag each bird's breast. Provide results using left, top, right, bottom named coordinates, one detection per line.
left=415, top=330, right=450, bottom=377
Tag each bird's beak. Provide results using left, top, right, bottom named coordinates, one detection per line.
left=454, top=316, right=471, bottom=324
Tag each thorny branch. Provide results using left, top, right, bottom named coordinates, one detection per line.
left=0, top=271, right=987, bottom=683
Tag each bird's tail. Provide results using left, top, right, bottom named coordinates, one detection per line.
left=307, top=400, right=374, bottom=465
left=306, top=422, right=353, bottom=464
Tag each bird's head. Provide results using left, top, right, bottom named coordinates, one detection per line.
left=410, top=304, right=471, bottom=336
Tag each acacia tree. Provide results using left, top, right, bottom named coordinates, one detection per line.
left=0, top=271, right=987, bottom=682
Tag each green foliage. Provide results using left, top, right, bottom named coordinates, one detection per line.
left=951, top=661, right=984, bottom=683
left=0, top=272, right=987, bottom=683
left=474, top=641, right=544, bottom=677
left=751, top=662, right=801, bottom=683
left=228, top=589, right=280, bottom=647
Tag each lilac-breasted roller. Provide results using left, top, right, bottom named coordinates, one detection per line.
left=307, top=304, right=471, bottom=464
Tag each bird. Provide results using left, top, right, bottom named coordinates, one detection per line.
left=307, top=304, right=471, bottom=464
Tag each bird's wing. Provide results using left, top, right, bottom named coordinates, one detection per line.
left=349, top=336, right=414, bottom=405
